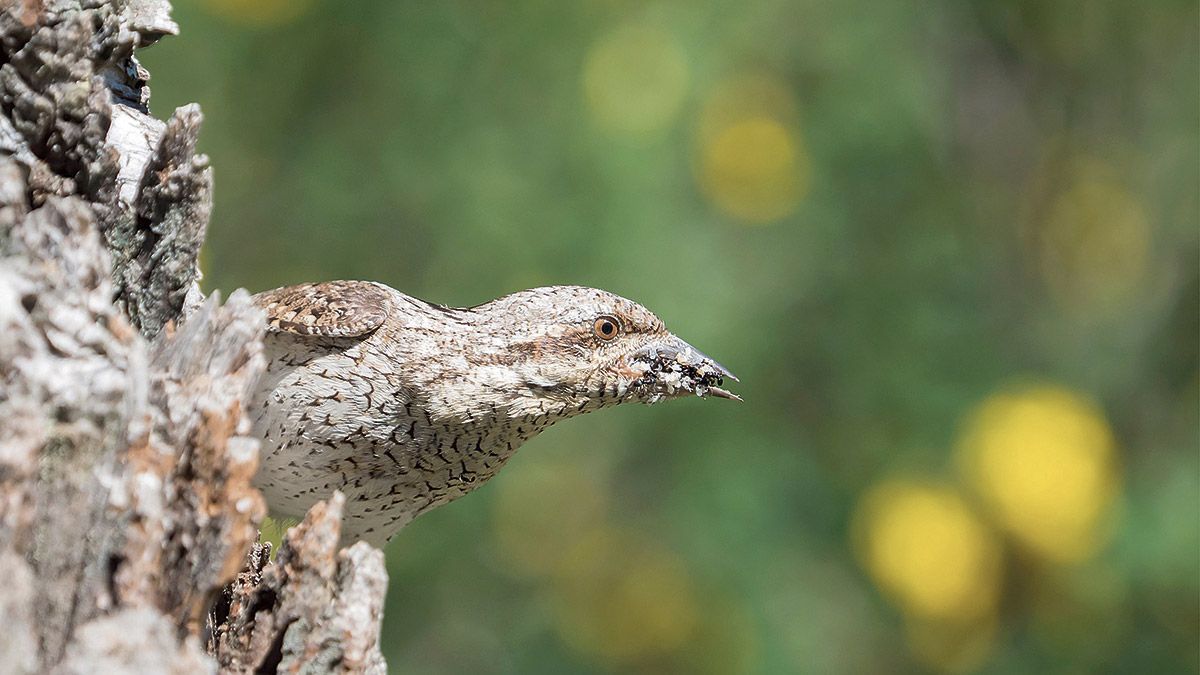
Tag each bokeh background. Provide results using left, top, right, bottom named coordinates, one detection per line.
left=143, top=1, right=1198, bottom=672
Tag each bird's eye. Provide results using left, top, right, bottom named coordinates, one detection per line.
left=592, top=315, right=620, bottom=341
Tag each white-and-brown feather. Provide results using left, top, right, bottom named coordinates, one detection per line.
left=256, top=280, right=391, bottom=337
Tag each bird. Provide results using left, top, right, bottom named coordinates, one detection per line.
left=248, top=280, right=739, bottom=546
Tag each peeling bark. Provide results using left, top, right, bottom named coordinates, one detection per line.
left=0, top=1, right=388, bottom=673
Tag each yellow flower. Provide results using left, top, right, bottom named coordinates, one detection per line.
left=583, top=23, right=689, bottom=137
left=1028, top=156, right=1151, bottom=313
left=853, top=480, right=1003, bottom=621
left=695, top=74, right=810, bottom=224
left=957, top=382, right=1120, bottom=564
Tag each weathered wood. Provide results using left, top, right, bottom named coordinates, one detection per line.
left=0, top=1, right=389, bottom=672
left=210, top=494, right=388, bottom=675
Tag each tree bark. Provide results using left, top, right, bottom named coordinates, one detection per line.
left=0, top=1, right=387, bottom=672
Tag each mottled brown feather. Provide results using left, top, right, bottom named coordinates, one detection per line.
left=253, top=280, right=390, bottom=337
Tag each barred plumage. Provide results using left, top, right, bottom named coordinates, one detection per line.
left=250, top=281, right=737, bottom=545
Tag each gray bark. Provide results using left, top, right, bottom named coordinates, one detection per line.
left=0, top=1, right=387, bottom=672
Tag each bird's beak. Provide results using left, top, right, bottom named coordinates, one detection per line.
left=629, top=335, right=741, bottom=402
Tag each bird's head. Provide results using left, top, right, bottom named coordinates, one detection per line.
left=470, top=286, right=739, bottom=416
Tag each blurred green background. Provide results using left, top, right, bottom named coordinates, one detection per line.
left=142, top=1, right=1198, bottom=672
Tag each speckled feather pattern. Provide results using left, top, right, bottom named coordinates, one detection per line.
left=256, top=280, right=392, bottom=337
left=249, top=281, right=733, bottom=545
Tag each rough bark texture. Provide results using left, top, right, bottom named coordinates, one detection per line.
left=209, top=495, right=387, bottom=674
left=0, top=1, right=388, bottom=673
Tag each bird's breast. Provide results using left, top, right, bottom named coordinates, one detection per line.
left=250, top=331, right=558, bottom=544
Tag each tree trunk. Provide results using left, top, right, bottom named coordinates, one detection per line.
left=0, top=2, right=387, bottom=672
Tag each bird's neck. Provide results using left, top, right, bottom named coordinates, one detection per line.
left=409, top=320, right=613, bottom=432
left=423, top=368, right=590, bottom=425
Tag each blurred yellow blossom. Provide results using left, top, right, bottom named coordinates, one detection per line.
left=1028, top=156, right=1151, bottom=312
left=957, top=382, right=1121, bottom=564
left=199, top=0, right=314, bottom=25
left=583, top=23, right=690, bottom=136
left=853, top=480, right=1003, bottom=621
left=696, top=74, right=809, bottom=223
left=550, top=526, right=699, bottom=664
